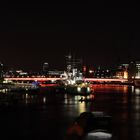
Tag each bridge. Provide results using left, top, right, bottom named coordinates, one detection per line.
left=84, top=78, right=128, bottom=83
left=4, top=77, right=61, bottom=81
left=4, top=77, right=128, bottom=83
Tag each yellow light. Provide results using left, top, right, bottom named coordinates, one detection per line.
left=124, top=71, right=128, bottom=79
left=78, top=102, right=86, bottom=114
left=81, top=83, right=85, bottom=87
left=87, top=87, right=90, bottom=92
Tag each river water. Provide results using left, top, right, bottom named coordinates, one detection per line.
left=0, top=84, right=140, bottom=140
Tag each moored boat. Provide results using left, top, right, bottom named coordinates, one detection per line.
left=0, top=81, right=40, bottom=93
left=65, top=81, right=94, bottom=95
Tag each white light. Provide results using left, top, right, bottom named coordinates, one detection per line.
left=89, top=70, right=93, bottom=73
left=88, top=132, right=112, bottom=139
left=77, top=87, right=81, bottom=92
left=43, top=97, right=46, bottom=103
left=71, top=80, right=75, bottom=85
left=135, top=88, right=140, bottom=95
left=87, top=87, right=90, bottom=92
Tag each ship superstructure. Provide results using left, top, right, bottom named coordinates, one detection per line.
left=64, top=53, right=83, bottom=85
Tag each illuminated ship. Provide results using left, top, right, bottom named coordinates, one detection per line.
left=1, top=80, right=40, bottom=93
left=61, top=54, right=94, bottom=96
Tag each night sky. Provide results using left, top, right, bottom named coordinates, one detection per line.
left=1, top=2, right=140, bottom=71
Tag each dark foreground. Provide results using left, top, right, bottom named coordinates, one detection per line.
left=0, top=85, right=140, bottom=140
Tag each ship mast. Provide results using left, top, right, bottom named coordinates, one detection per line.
left=65, top=53, right=83, bottom=85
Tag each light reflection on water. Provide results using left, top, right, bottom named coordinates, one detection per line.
left=134, top=88, right=140, bottom=95
left=43, top=97, right=46, bottom=104
left=91, top=84, right=130, bottom=94
left=78, top=102, right=86, bottom=114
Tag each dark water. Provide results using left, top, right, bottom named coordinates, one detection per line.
left=0, top=85, right=140, bottom=140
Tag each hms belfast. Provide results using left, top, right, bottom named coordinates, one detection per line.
left=62, top=53, right=94, bottom=96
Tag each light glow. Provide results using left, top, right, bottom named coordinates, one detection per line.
left=124, top=71, right=128, bottom=79
left=77, top=87, right=81, bottom=92
left=87, top=87, right=90, bottom=92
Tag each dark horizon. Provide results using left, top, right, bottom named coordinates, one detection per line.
left=1, top=3, right=140, bottom=71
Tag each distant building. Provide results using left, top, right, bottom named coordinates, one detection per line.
left=118, top=63, right=129, bottom=70
left=94, top=69, right=111, bottom=78
left=65, top=54, right=82, bottom=72
left=16, top=70, right=28, bottom=77
left=128, top=61, right=137, bottom=80
left=48, top=70, right=64, bottom=77
left=116, top=63, right=129, bottom=79
left=120, top=61, right=140, bottom=80
left=0, top=62, right=4, bottom=78
left=135, top=61, right=140, bottom=79
left=43, top=62, right=49, bottom=75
